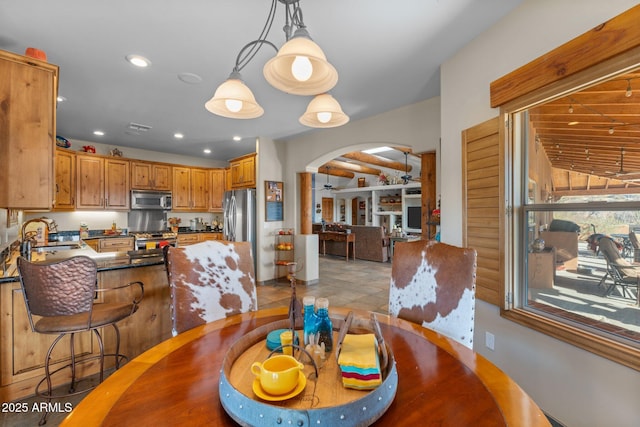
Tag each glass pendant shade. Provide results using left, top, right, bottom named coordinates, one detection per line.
left=299, top=93, right=349, bottom=128
left=205, top=73, right=264, bottom=119
left=263, top=28, right=338, bottom=96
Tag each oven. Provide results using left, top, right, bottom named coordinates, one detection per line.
left=131, top=232, right=177, bottom=251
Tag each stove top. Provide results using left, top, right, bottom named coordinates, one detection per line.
left=131, top=231, right=177, bottom=240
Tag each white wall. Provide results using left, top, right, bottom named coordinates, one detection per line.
left=441, top=1, right=640, bottom=426
left=255, top=137, right=286, bottom=283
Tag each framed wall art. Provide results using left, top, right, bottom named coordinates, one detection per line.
left=265, top=181, right=284, bottom=221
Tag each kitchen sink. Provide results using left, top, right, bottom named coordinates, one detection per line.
left=35, top=243, right=83, bottom=252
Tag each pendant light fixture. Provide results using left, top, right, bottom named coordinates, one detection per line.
left=205, top=0, right=348, bottom=127
left=299, top=94, right=349, bottom=128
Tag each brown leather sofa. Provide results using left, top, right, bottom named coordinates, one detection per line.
left=312, top=224, right=389, bottom=262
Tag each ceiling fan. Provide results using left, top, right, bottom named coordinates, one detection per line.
left=401, top=151, right=413, bottom=184
left=605, top=147, right=640, bottom=179
left=322, top=167, right=334, bottom=190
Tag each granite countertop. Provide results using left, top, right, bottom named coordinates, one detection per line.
left=0, top=243, right=163, bottom=284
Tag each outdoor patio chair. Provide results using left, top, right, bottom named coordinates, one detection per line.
left=388, top=240, right=477, bottom=349
left=596, top=236, right=640, bottom=304
left=164, top=240, right=258, bottom=335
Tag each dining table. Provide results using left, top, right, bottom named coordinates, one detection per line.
left=60, top=307, right=550, bottom=426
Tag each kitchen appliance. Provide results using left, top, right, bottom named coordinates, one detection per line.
left=128, top=193, right=176, bottom=256
left=190, top=217, right=206, bottom=231
left=223, top=189, right=257, bottom=262
left=131, top=190, right=172, bottom=210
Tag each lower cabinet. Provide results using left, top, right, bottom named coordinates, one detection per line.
left=0, top=264, right=171, bottom=402
left=177, top=233, right=223, bottom=246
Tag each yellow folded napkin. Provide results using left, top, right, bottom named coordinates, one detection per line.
left=338, top=333, right=378, bottom=369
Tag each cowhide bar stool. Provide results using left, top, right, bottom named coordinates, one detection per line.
left=388, top=240, right=477, bottom=349
left=17, top=255, right=144, bottom=425
left=164, top=240, right=258, bottom=335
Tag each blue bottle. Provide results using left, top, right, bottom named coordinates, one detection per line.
left=303, top=296, right=317, bottom=346
left=315, top=297, right=333, bottom=352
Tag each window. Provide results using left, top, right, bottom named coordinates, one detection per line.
left=502, top=65, right=640, bottom=370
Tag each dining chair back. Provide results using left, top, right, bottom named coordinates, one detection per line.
left=388, top=240, right=477, bottom=349
left=164, top=240, right=258, bottom=335
left=18, top=255, right=143, bottom=425
left=597, top=236, right=640, bottom=303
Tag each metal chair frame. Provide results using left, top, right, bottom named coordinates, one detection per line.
left=17, top=256, right=143, bottom=425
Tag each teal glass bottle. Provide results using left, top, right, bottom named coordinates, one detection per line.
left=315, top=297, right=333, bottom=352
left=303, top=296, right=317, bottom=346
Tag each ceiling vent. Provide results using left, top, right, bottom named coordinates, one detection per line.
left=127, top=122, right=152, bottom=133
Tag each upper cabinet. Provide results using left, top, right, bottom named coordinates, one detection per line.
left=230, top=153, right=256, bottom=189
left=172, top=167, right=209, bottom=212
left=131, top=161, right=172, bottom=191
left=53, top=148, right=76, bottom=211
left=0, top=49, right=58, bottom=209
left=76, top=154, right=130, bottom=210
left=209, top=168, right=225, bottom=212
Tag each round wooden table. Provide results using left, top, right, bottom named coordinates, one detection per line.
left=61, top=307, right=549, bottom=426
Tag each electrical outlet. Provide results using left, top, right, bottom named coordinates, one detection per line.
left=485, top=332, right=495, bottom=351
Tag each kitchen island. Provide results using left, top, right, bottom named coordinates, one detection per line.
left=0, top=243, right=171, bottom=402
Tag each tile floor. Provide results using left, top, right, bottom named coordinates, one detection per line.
left=0, top=255, right=392, bottom=427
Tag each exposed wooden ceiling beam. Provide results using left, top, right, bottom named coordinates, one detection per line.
left=324, top=160, right=381, bottom=176
left=317, top=166, right=354, bottom=179
left=391, top=146, right=420, bottom=157
left=341, top=151, right=411, bottom=172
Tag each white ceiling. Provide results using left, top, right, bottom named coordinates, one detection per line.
left=0, top=0, right=523, bottom=162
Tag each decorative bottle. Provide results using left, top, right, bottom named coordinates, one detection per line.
left=315, top=297, right=333, bottom=352
left=303, top=296, right=317, bottom=346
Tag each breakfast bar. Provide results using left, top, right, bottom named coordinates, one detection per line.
left=61, top=307, right=549, bottom=426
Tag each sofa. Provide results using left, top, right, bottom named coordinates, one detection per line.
left=312, top=224, right=389, bottom=262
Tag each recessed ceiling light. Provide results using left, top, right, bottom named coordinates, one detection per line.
left=203, top=149, right=211, bottom=154
left=177, top=72, right=203, bottom=84
left=174, top=133, right=184, bottom=139
left=125, top=54, right=151, bottom=68
left=233, top=136, right=242, bottom=142
left=93, top=130, right=105, bottom=136
left=57, top=95, right=66, bottom=103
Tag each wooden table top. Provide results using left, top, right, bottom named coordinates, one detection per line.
left=61, top=307, right=550, bottom=426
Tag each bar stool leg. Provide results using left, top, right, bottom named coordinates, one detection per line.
left=68, top=333, right=76, bottom=393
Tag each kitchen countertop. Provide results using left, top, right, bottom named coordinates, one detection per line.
left=0, top=243, right=164, bottom=284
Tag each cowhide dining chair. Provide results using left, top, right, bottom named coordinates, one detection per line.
left=388, top=240, right=477, bottom=349
left=164, top=240, right=258, bottom=335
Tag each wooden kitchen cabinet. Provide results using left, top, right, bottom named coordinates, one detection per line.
left=230, top=153, right=256, bottom=189
left=209, top=168, right=225, bottom=212
left=53, top=148, right=76, bottom=210
left=0, top=49, right=58, bottom=210
left=98, top=236, right=134, bottom=253
left=177, top=233, right=200, bottom=246
left=172, top=166, right=209, bottom=212
left=131, top=160, right=172, bottom=191
left=76, top=154, right=130, bottom=210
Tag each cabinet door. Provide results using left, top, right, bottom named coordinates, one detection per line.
left=241, top=156, right=256, bottom=187
left=190, top=168, right=209, bottom=211
left=54, top=149, right=76, bottom=210
left=230, top=161, right=242, bottom=188
left=209, top=169, right=225, bottom=211
left=131, top=161, right=152, bottom=189
left=105, top=158, right=130, bottom=210
left=153, top=164, right=172, bottom=191
left=76, top=155, right=105, bottom=209
left=172, top=167, right=191, bottom=211
left=0, top=51, right=58, bottom=209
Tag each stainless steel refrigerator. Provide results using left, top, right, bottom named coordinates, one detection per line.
left=223, top=189, right=257, bottom=263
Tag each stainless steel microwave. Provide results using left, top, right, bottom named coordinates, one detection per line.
left=131, top=190, right=172, bottom=210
